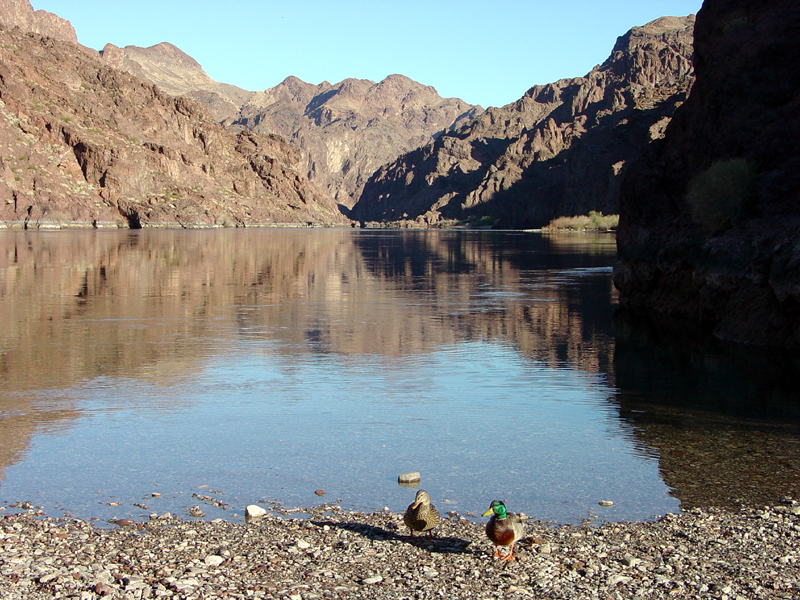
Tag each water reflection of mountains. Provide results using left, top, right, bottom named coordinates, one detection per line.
left=1, top=229, right=798, bottom=510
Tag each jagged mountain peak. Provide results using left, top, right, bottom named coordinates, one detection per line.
left=121, top=41, right=203, bottom=70
left=235, top=74, right=481, bottom=205
left=351, top=15, right=696, bottom=228
left=0, top=0, right=76, bottom=43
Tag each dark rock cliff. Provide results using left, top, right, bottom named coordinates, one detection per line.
left=351, top=16, right=695, bottom=228
left=613, top=0, right=800, bottom=348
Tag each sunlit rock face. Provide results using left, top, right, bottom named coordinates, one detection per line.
left=0, top=23, right=346, bottom=229
left=0, top=0, right=77, bottom=43
left=614, top=0, right=800, bottom=348
left=350, top=16, right=695, bottom=228
left=230, top=75, right=481, bottom=208
left=99, top=42, right=255, bottom=124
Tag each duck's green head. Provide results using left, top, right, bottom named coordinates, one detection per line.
left=482, top=500, right=507, bottom=519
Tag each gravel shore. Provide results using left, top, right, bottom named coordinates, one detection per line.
left=1, top=503, right=798, bottom=599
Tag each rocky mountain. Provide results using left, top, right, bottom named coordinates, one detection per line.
left=99, top=42, right=254, bottom=123
left=0, top=10, right=347, bottom=229
left=0, top=0, right=76, bottom=43
left=351, top=16, right=695, bottom=228
left=613, top=0, right=800, bottom=348
left=230, top=75, right=481, bottom=208
left=93, top=40, right=482, bottom=210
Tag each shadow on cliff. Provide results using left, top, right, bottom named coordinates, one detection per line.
left=352, top=132, right=517, bottom=223
left=456, top=93, right=689, bottom=230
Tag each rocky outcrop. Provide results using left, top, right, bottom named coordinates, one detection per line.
left=0, top=24, right=347, bottom=229
left=613, top=0, right=800, bottom=348
left=230, top=75, right=481, bottom=208
left=99, top=42, right=254, bottom=123
left=351, top=16, right=695, bottom=228
left=0, top=0, right=76, bottom=43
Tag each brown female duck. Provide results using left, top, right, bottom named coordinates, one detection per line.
left=403, top=489, right=440, bottom=539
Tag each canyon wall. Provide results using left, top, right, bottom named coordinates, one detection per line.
left=0, top=6, right=347, bottom=229
left=613, top=0, right=800, bottom=348
left=351, top=16, right=695, bottom=228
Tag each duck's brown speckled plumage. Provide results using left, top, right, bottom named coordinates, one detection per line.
left=403, top=490, right=440, bottom=539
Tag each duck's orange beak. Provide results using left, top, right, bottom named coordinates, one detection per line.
left=482, top=508, right=494, bottom=517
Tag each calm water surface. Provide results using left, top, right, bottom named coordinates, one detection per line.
left=1, top=229, right=799, bottom=525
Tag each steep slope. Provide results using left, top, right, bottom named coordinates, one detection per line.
left=614, top=0, right=800, bottom=348
left=100, top=42, right=254, bottom=123
left=0, top=22, right=347, bottom=229
left=351, top=16, right=695, bottom=228
left=231, top=75, right=481, bottom=208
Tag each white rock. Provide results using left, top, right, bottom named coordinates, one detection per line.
left=599, top=500, right=614, bottom=507
left=296, top=539, right=311, bottom=550
left=607, top=574, right=632, bottom=586
left=204, top=556, right=224, bottom=567
left=621, top=555, right=642, bottom=568
left=362, top=576, right=383, bottom=585
left=245, top=505, right=267, bottom=519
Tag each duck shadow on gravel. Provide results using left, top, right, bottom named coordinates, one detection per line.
left=312, top=520, right=475, bottom=555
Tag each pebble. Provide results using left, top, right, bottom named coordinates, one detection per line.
left=204, top=555, right=224, bottom=567
left=244, top=504, right=267, bottom=519
left=398, top=471, right=421, bottom=484
left=1, top=504, right=798, bottom=599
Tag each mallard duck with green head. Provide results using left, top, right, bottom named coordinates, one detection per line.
left=403, top=489, right=440, bottom=539
left=482, top=500, right=528, bottom=560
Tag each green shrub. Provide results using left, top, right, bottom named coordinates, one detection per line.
left=544, top=212, right=618, bottom=232
left=687, top=158, right=755, bottom=231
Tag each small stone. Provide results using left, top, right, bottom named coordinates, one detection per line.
left=315, top=489, right=326, bottom=496
left=245, top=504, right=268, bottom=519
left=599, top=500, right=614, bottom=507
left=204, top=555, right=224, bottom=567
left=538, top=543, right=552, bottom=554
left=189, top=506, right=205, bottom=517
left=398, top=472, right=421, bottom=484
left=110, top=518, right=135, bottom=527
left=361, top=576, right=383, bottom=585
left=151, top=492, right=161, bottom=498
left=94, top=581, right=114, bottom=596
left=296, top=539, right=311, bottom=549
left=608, top=574, right=632, bottom=586
left=621, top=555, right=642, bottom=568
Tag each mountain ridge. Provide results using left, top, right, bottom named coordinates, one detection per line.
left=0, top=4, right=347, bottom=229
left=350, top=15, right=695, bottom=228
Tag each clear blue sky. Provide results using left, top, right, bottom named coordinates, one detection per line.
left=33, top=0, right=703, bottom=108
